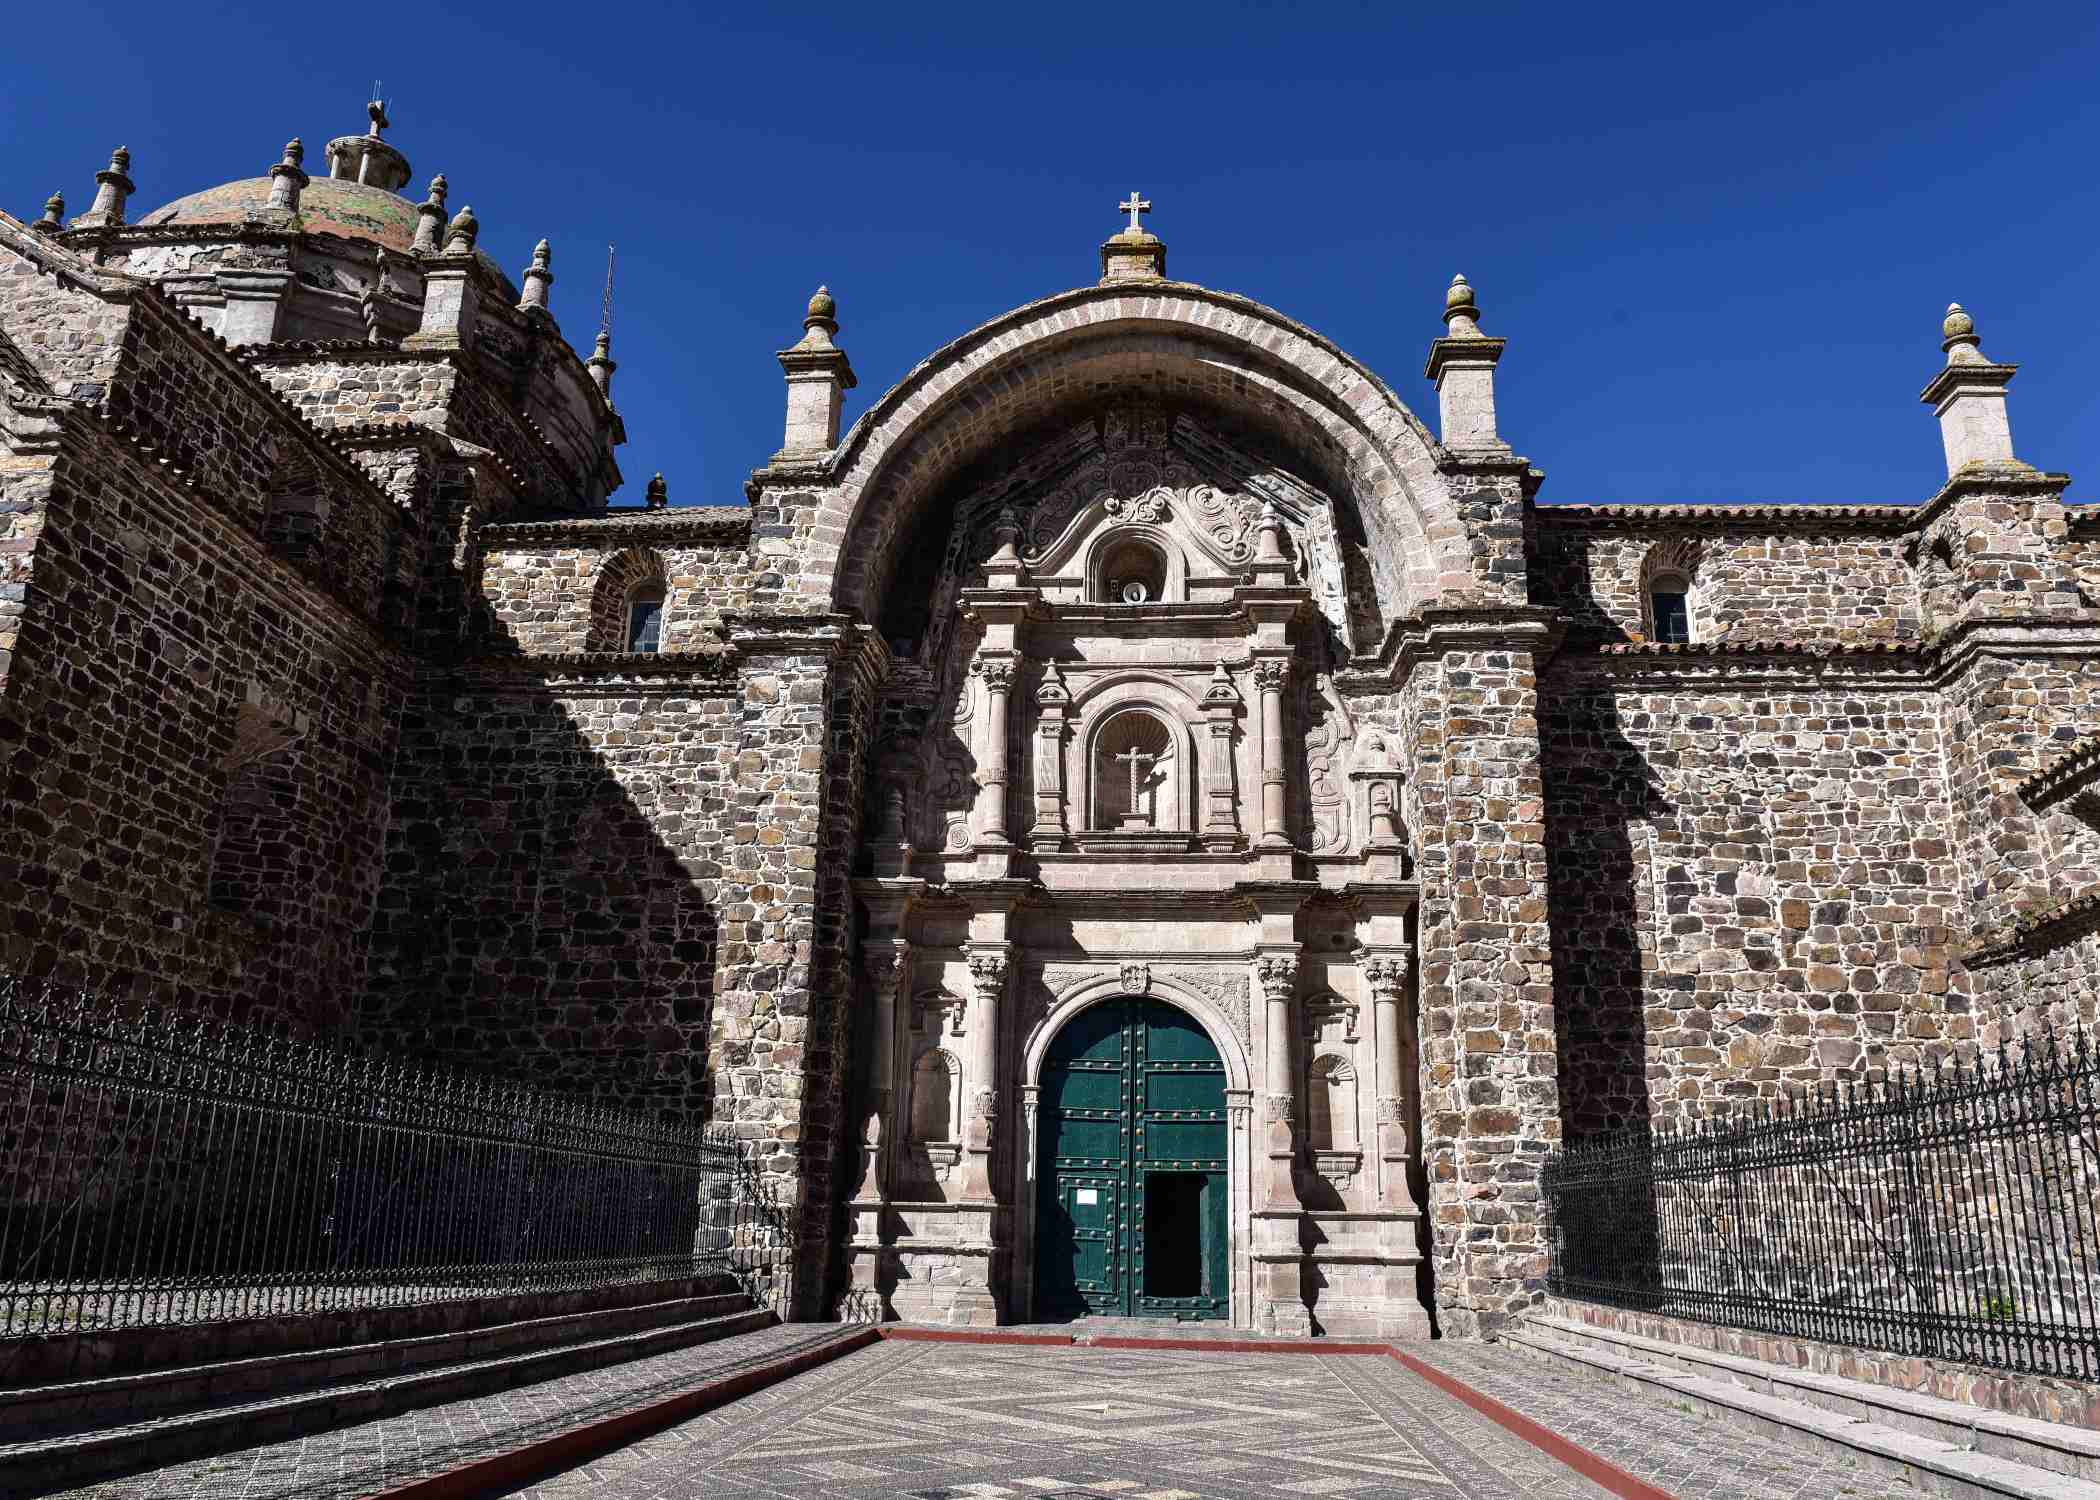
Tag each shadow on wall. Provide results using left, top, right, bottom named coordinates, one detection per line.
left=1541, top=544, right=1670, bottom=1144
left=359, top=481, right=722, bottom=1126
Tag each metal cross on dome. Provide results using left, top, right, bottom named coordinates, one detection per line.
left=1119, top=191, right=1152, bottom=232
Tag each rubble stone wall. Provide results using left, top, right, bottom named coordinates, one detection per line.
left=1530, top=515, right=1923, bottom=642
left=0, top=423, right=403, bottom=1020
left=475, top=526, right=753, bottom=654
left=1539, top=660, right=1967, bottom=1141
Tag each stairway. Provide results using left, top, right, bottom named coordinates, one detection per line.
left=1502, top=1311, right=2100, bottom=1500
left=0, top=1282, right=775, bottom=1496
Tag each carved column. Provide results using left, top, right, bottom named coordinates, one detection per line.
left=974, top=656, right=1017, bottom=847
left=1252, top=658, right=1290, bottom=848
left=960, top=945, right=1009, bottom=1202
left=1201, top=663, right=1242, bottom=849
left=1257, top=950, right=1301, bottom=1208
left=1363, top=946, right=1420, bottom=1211
left=1032, top=662, right=1072, bottom=846
left=857, top=944, right=909, bottom=1201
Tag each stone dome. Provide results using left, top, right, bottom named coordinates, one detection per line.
left=139, top=174, right=421, bottom=251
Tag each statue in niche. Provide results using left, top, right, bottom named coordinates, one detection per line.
left=1302, top=672, right=1354, bottom=854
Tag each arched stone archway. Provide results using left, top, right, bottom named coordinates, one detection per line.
left=780, top=284, right=1483, bottom=636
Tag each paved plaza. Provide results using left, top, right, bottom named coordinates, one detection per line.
left=48, top=1330, right=1885, bottom=1500
left=503, top=1339, right=1875, bottom=1500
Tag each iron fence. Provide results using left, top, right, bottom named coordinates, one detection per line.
left=0, top=975, right=795, bottom=1336
left=1543, top=1026, right=2100, bottom=1381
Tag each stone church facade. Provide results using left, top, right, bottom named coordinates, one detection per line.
left=6, top=113, right=2100, bottom=1340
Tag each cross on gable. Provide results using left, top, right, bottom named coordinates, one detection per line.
left=1119, top=191, right=1152, bottom=232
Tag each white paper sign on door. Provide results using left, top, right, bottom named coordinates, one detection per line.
left=1075, top=1188, right=1099, bottom=1205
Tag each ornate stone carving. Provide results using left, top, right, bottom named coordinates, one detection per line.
left=863, top=948, right=905, bottom=999
left=912, top=989, right=966, bottom=1037
left=967, top=950, right=1009, bottom=998
left=1119, top=961, right=1151, bottom=995
left=1156, top=965, right=1251, bottom=1046
left=971, top=1085, right=998, bottom=1120
left=1362, top=948, right=1414, bottom=1000
left=1202, top=663, right=1241, bottom=706
left=1376, top=1095, right=1409, bottom=1124
left=1264, top=1091, right=1295, bottom=1122
left=976, top=657, right=1016, bottom=693
left=1304, top=673, right=1353, bottom=855
left=1035, top=661, right=1072, bottom=705
left=1256, top=953, right=1299, bottom=1002
left=1104, top=487, right=1170, bottom=525
left=1303, top=990, right=1359, bottom=1043
left=1251, top=659, right=1289, bottom=694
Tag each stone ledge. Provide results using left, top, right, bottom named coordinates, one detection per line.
left=1536, top=1296, right=2100, bottom=1430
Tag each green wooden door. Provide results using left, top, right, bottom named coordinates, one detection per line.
left=1036, top=998, right=1228, bottom=1320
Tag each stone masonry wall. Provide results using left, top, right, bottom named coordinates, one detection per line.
left=0, top=421, right=403, bottom=1020
left=476, top=524, right=753, bottom=654
left=1395, top=633, right=1560, bottom=1338
left=1531, top=513, right=1922, bottom=643
left=1539, top=659, right=1967, bottom=1140
left=362, top=669, right=738, bottom=1117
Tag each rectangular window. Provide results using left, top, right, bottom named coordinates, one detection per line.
left=627, top=597, right=663, bottom=654
left=1651, top=590, right=1690, bottom=644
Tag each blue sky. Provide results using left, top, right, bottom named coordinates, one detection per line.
left=6, top=2, right=2097, bottom=509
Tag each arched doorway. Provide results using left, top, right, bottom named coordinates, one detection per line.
left=1035, top=997, right=1227, bottom=1321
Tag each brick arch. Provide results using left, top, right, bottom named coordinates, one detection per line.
left=587, top=547, right=670, bottom=653
left=805, top=285, right=1465, bottom=629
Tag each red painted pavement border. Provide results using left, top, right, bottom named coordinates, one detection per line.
left=1390, top=1348, right=1678, bottom=1500
left=364, top=1326, right=879, bottom=1500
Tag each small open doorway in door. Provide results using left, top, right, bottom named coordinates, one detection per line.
left=1142, top=1170, right=1225, bottom=1304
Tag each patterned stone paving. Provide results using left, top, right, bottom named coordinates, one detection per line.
left=502, top=1341, right=1619, bottom=1499
left=1408, top=1343, right=1882, bottom=1500
left=47, top=1322, right=864, bottom=1500
left=46, top=1333, right=1896, bottom=1500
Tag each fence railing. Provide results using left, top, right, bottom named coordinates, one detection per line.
left=0, top=975, right=795, bottom=1337
left=1543, top=1026, right=2100, bottom=1382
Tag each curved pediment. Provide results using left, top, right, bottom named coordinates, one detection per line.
left=904, top=403, right=1369, bottom=668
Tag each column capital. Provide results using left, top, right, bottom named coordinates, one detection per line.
left=1361, top=945, right=1414, bottom=1001
left=1255, top=950, right=1299, bottom=1002
left=966, top=945, right=1011, bottom=999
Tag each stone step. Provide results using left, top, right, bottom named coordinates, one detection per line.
left=1500, top=1321, right=2100, bottom=1500
left=1524, top=1312, right=2100, bottom=1487
left=0, top=1299, right=773, bottom=1495
left=0, top=1289, right=756, bottom=1440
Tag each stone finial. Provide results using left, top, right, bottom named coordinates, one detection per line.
left=1442, top=274, right=1482, bottom=338
left=1424, top=271, right=1509, bottom=452
left=803, top=285, right=838, bottom=342
left=367, top=98, right=390, bottom=138
left=1921, top=300, right=2023, bottom=476
left=776, top=285, right=856, bottom=454
left=1100, top=190, right=1166, bottom=284
left=266, top=138, right=309, bottom=214
left=1942, top=302, right=1982, bottom=361
left=411, top=175, right=448, bottom=254
left=587, top=330, right=616, bottom=400
left=30, top=191, right=64, bottom=235
left=645, top=473, right=668, bottom=509
left=75, top=146, right=135, bottom=229
left=441, top=205, right=479, bottom=254
left=519, top=238, right=554, bottom=312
